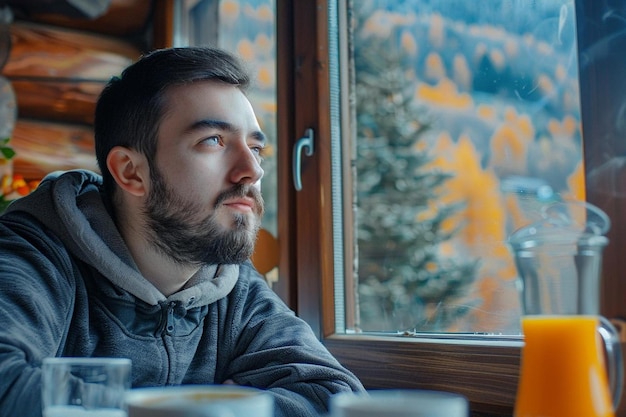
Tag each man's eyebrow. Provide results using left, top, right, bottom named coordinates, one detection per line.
left=190, top=119, right=266, bottom=144
left=189, top=119, right=233, bottom=133
left=251, top=130, right=267, bottom=145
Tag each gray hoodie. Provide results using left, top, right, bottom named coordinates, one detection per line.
left=0, top=170, right=364, bottom=416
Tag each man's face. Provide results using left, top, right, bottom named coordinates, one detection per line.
left=143, top=81, right=265, bottom=265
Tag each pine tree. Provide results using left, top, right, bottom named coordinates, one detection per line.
left=353, top=10, right=478, bottom=332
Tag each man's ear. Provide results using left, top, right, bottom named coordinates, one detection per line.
left=106, top=146, right=148, bottom=197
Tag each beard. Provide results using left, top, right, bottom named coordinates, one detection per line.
left=143, top=167, right=265, bottom=266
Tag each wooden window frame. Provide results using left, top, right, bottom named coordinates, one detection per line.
left=276, top=0, right=626, bottom=415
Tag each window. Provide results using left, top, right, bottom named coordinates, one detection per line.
left=277, top=0, right=626, bottom=414
left=346, top=0, right=587, bottom=335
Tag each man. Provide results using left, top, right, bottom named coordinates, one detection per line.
left=0, top=46, right=364, bottom=416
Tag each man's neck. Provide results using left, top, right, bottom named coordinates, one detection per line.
left=116, top=208, right=199, bottom=297
left=131, top=247, right=199, bottom=296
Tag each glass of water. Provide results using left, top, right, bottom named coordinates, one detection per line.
left=42, top=357, right=131, bottom=417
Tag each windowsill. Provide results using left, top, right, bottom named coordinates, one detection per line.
left=323, top=333, right=522, bottom=416
left=339, top=331, right=524, bottom=347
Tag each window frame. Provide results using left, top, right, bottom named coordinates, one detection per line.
left=275, top=0, right=626, bottom=415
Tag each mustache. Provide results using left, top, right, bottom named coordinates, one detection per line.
left=214, top=183, right=265, bottom=215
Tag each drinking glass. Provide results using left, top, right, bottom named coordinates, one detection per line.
left=42, top=357, right=131, bottom=417
left=330, top=389, right=468, bottom=417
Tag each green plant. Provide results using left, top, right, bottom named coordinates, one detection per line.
left=0, top=137, right=15, bottom=160
left=0, top=136, right=16, bottom=212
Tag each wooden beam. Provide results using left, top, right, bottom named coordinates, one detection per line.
left=28, top=0, right=153, bottom=38
left=11, top=79, right=101, bottom=124
left=5, top=21, right=140, bottom=80
left=5, top=0, right=111, bottom=19
left=151, top=0, right=175, bottom=49
left=11, top=118, right=97, bottom=181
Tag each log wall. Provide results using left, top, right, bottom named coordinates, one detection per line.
left=1, top=0, right=159, bottom=182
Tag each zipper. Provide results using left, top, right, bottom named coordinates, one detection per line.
left=160, top=302, right=176, bottom=335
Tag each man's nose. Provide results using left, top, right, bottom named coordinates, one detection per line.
left=230, top=144, right=264, bottom=185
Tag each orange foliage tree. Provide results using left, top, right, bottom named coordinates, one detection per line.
left=353, top=7, right=478, bottom=332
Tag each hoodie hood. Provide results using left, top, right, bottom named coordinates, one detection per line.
left=5, top=169, right=239, bottom=306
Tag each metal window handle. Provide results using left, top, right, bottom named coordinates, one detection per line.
left=292, top=128, right=315, bottom=191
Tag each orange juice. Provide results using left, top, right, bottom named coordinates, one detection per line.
left=514, top=315, right=614, bottom=417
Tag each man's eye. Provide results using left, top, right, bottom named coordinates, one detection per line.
left=251, top=145, right=266, bottom=161
left=202, top=136, right=221, bottom=146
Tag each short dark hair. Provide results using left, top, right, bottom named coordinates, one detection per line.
left=94, top=46, right=251, bottom=197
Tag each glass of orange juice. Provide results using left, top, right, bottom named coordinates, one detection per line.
left=514, top=315, right=617, bottom=417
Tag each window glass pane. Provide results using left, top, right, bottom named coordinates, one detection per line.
left=341, top=0, right=582, bottom=335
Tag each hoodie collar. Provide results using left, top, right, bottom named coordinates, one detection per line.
left=6, top=170, right=239, bottom=306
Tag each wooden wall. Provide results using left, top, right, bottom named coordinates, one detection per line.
left=1, top=0, right=160, bottom=182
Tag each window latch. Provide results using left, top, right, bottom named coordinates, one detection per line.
left=292, top=128, right=315, bottom=191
